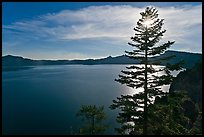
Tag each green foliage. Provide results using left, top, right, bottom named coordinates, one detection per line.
left=169, top=62, right=202, bottom=110
left=110, top=7, right=184, bottom=135
left=148, top=91, right=201, bottom=135
left=76, top=105, right=108, bottom=135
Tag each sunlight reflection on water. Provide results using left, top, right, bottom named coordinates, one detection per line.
left=2, top=64, right=184, bottom=135
left=118, top=65, right=184, bottom=133
left=121, top=64, right=184, bottom=97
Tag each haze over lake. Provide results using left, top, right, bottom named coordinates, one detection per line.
left=2, top=64, right=181, bottom=135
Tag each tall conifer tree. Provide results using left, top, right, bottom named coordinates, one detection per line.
left=110, top=7, right=183, bottom=135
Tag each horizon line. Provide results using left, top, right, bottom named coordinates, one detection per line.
left=2, top=50, right=202, bottom=61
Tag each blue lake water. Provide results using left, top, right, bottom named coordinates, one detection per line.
left=2, top=65, right=180, bottom=135
left=2, top=65, right=136, bottom=135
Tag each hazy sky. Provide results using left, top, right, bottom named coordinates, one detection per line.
left=2, top=2, right=202, bottom=60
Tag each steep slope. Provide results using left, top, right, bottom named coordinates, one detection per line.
left=169, top=62, right=202, bottom=109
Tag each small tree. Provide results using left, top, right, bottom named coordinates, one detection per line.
left=110, top=7, right=183, bottom=135
left=76, top=105, right=108, bottom=135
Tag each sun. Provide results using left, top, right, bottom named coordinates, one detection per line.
left=143, top=19, right=154, bottom=28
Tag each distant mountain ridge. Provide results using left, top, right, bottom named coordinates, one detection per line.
left=2, top=50, right=202, bottom=69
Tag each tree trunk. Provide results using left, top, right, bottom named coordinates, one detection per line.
left=143, top=27, right=148, bottom=135
left=91, top=116, right=95, bottom=135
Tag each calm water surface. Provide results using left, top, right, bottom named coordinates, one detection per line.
left=2, top=65, right=180, bottom=135
left=2, top=65, right=133, bottom=135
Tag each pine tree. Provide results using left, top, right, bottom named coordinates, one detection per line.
left=110, top=7, right=184, bottom=135
left=76, top=105, right=108, bottom=135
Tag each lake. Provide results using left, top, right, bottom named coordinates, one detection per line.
left=2, top=65, right=180, bottom=135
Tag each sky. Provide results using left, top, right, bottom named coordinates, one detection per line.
left=2, top=2, right=202, bottom=60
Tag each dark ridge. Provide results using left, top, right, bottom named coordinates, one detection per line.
left=2, top=50, right=202, bottom=69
